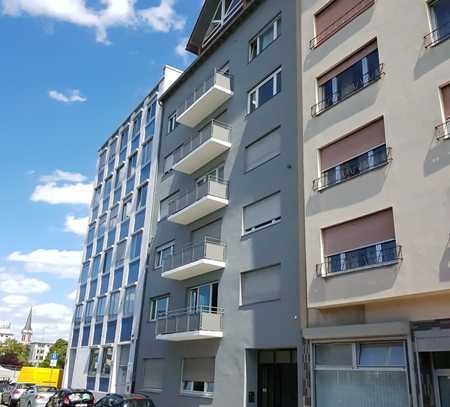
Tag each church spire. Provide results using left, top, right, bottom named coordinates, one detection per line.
left=21, top=308, right=32, bottom=344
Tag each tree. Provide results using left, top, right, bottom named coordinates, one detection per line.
left=0, top=338, right=29, bottom=368
left=39, top=339, right=68, bottom=369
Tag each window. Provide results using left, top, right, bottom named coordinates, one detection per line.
left=97, top=296, right=106, bottom=318
left=315, top=40, right=380, bottom=115
left=87, top=224, right=95, bottom=244
left=320, top=208, right=398, bottom=276
left=159, top=192, right=177, bottom=220
left=131, top=112, right=142, bottom=151
left=127, top=260, right=140, bottom=285
left=150, top=296, right=169, bottom=321
left=119, top=218, right=130, bottom=241
left=113, top=267, right=124, bottom=290
left=85, top=300, right=94, bottom=322
left=312, top=0, right=375, bottom=47
left=317, top=118, right=388, bottom=190
left=72, top=328, right=80, bottom=347
left=103, top=177, right=112, bottom=211
left=115, top=165, right=125, bottom=189
left=120, top=317, right=133, bottom=342
left=85, top=244, right=93, bottom=261
left=188, top=282, right=218, bottom=313
left=108, top=292, right=120, bottom=317
left=134, top=210, right=145, bottom=232
left=313, top=341, right=408, bottom=406
left=243, top=192, right=281, bottom=234
left=105, top=320, right=117, bottom=344
left=241, top=264, right=281, bottom=305
left=123, top=287, right=136, bottom=316
left=196, top=164, right=224, bottom=185
left=109, top=205, right=119, bottom=228
left=248, top=68, right=282, bottom=113
left=121, top=198, right=132, bottom=222
left=142, top=358, right=164, bottom=391
left=115, top=240, right=127, bottom=267
left=140, top=162, right=151, bottom=181
left=145, top=99, right=157, bottom=140
left=81, top=325, right=91, bottom=347
left=168, top=112, right=177, bottom=133
left=92, top=255, right=101, bottom=278
left=80, top=262, right=90, bottom=284
left=136, top=184, right=148, bottom=211
left=441, top=83, right=450, bottom=120
left=181, top=357, right=215, bottom=396
left=78, top=284, right=87, bottom=303
left=163, top=151, right=175, bottom=176
left=88, top=279, right=98, bottom=299
left=93, top=323, right=103, bottom=345
left=130, top=231, right=143, bottom=260
left=427, top=0, right=450, bottom=46
left=141, top=140, right=152, bottom=167
left=108, top=138, right=117, bottom=173
left=203, top=0, right=242, bottom=46
left=88, top=348, right=100, bottom=375
left=102, top=250, right=113, bottom=275
left=101, top=347, right=113, bottom=376
left=100, top=273, right=110, bottom=295
left=119, top=127, right=129, bottom=161
left=93, top=187, right=102, bottom=209
left=245, top=127, right=280, bottom=172
left=74, top=304, right=83, bottom=322
left=155, top=241, right=175, bottom=268
left=249, top=15, right=281, bottom=61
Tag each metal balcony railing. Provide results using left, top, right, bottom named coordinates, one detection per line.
left=173, top=120, right=231, bottom=166
left=162, top=238, right=226, bottom=274
left=313, top=146, right=392, bottom=191
left=436, top=119, right=450, bottom=141
left=168, top=176, right=229, bottom=217
left=312, top=64, right=384, bottom=117
left=424, top=19, right=450, bottom=48
left=156, top=306, right=224, bottom=336
left=316, top=244, right=402, bottom=278
left=176, top=69, right=233, bottom=118
left=310, top=0, right=375, bottom=49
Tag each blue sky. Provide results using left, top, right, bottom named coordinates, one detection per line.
left=0, top=0, right=199, bottom=342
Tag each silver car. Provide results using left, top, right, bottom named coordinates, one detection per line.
left=18, top=386, right=57, bottom=407
left=2, top=383, right=34, bottom=407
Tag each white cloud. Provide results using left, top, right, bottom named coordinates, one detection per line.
left=31, top=181, right=93, bottom=205
left=67, top=290, right=77, bottom=301
left=64, top=215, right=89, bottom=236
left=48, top=89, right=87, bottom=103
left=175, top=36, right=189, bottom=57
left=3, top=295, right=30, bottom=305
left=2, top=0, right=186, bottom=44
left=7, top=249, right=83, bottom=279
left=40, top=169, right=87, bottom=183
left=0, top=272, right=50, bottom=294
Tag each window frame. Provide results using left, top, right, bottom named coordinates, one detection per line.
left=154, top=241, right=175, bottom=268
left=149, top=295, right=170, bottom=321
left=167, top=112, right=177, bottom=133
left=242, top=192, right=282, bottom=235
left=247, top=67, right=282, bottom=114
left=248, top=14, right=281, bottom=62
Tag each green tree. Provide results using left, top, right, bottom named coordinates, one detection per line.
left=0, top=338, right=29, bottom=368
left=39, top=339, right=68, bottom=369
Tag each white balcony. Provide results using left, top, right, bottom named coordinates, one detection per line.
left=167, top=177, right=229, bottom=225
left=176, top=70, right=233, bottom=128
left=162, top=238, right=226, bottom=280
left=173, top=121, right=232, bottom=174
left=156, top=307, right=224, bottom=342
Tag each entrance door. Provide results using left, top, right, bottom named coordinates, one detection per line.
left=258, top=350, right=298, bottom=407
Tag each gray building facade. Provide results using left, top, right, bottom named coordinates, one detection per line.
left=133, top=1, right=303, bottom=406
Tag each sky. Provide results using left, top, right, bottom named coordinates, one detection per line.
left=0, top=0, right=201, bottom=343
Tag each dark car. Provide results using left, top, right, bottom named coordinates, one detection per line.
left=46, top=390, right=95, bottom=407
left=95, top=394, right=154, bottom=407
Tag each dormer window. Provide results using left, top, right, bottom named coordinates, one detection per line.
left=203, top=0, right=242, bottom=47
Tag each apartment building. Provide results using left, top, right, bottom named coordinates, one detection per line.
left=133, top=1, right=303, bottom=406
left=300, top=0, right=450, bottom=406
left=63, top=66, right=182, bottom=394
left=28, top=342, right=51, bottom=366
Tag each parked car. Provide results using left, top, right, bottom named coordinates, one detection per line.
left=2, top=383, right=34, bottom=407
left=46, top=390, right=95, bottom=407
left=0, top=381, right=13, bottom=403
left=19, top=386, right=57, bottom=407
left=94, top=394, right=155, bottom=407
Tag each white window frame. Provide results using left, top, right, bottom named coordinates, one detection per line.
left=181, top=380, right=214, bottom=396
left=154, top=241, right=175, bottom=268
left=242, top=192, right=282, bottom=235
left=168, top=113, right=177, bottom=133
left=249, top=15, right=281, bottom=61
left=247, top=68, right=282, bottom=113
left=149, top=296, right=170, bottom=321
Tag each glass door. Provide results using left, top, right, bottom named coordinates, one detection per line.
left=188, top=282, right=218, bottom=313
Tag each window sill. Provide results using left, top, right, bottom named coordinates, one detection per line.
left=239, top=297, right=280, bottom=308
left=241, top=219, right=281, bottom=239
left=319, top=260, right=399, bottom=279
left=140, top=388, right=162, bottom=394
left=178, top=392, right=213, bottom=400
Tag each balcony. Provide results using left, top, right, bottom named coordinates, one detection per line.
left=436, top=120, right=450, bottom=141
left=168, top=177, right=229, bottom=225
left=173, top=121, right=232, bottom=174
left=312, top=64, right=384, bottom=117
left=424, top=20, right=450, bottom=48
left=176, top=70, right=233, bottom=128
left=156, top=306, right=224, bottom=341
left=309, top=0, right=375, bottom=49
left=316, top=242, right=402, bottom=278
left=162, top=238, right=226, bottom=280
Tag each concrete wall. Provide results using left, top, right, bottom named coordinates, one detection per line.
left=134, top=1, right=303, bottom=406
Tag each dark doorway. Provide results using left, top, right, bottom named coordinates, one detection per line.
left=257, top=349, right=298, bottom=407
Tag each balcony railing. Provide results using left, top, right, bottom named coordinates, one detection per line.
left=162, top=238, right=226, bottom=280
left=424, top=20, right=450, bottom=48
left=173, top=120, right=232, bottom=174
left=155, top=306, right=224, bottom=341
left=316, top=244, right=402, bottom=278
left=313, top=146, right=392, bottom=191
left=168, top=177, right=229, bottom=224
left=310, top=0, right=375, bottom=49
left=312, top=64, right=384, bottom=117
left=176, top=69, right=233, bottom=127
left=436, top=120, right=450, bottom=141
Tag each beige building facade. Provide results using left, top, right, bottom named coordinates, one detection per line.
left=300, top=0, right=450, bottom=406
